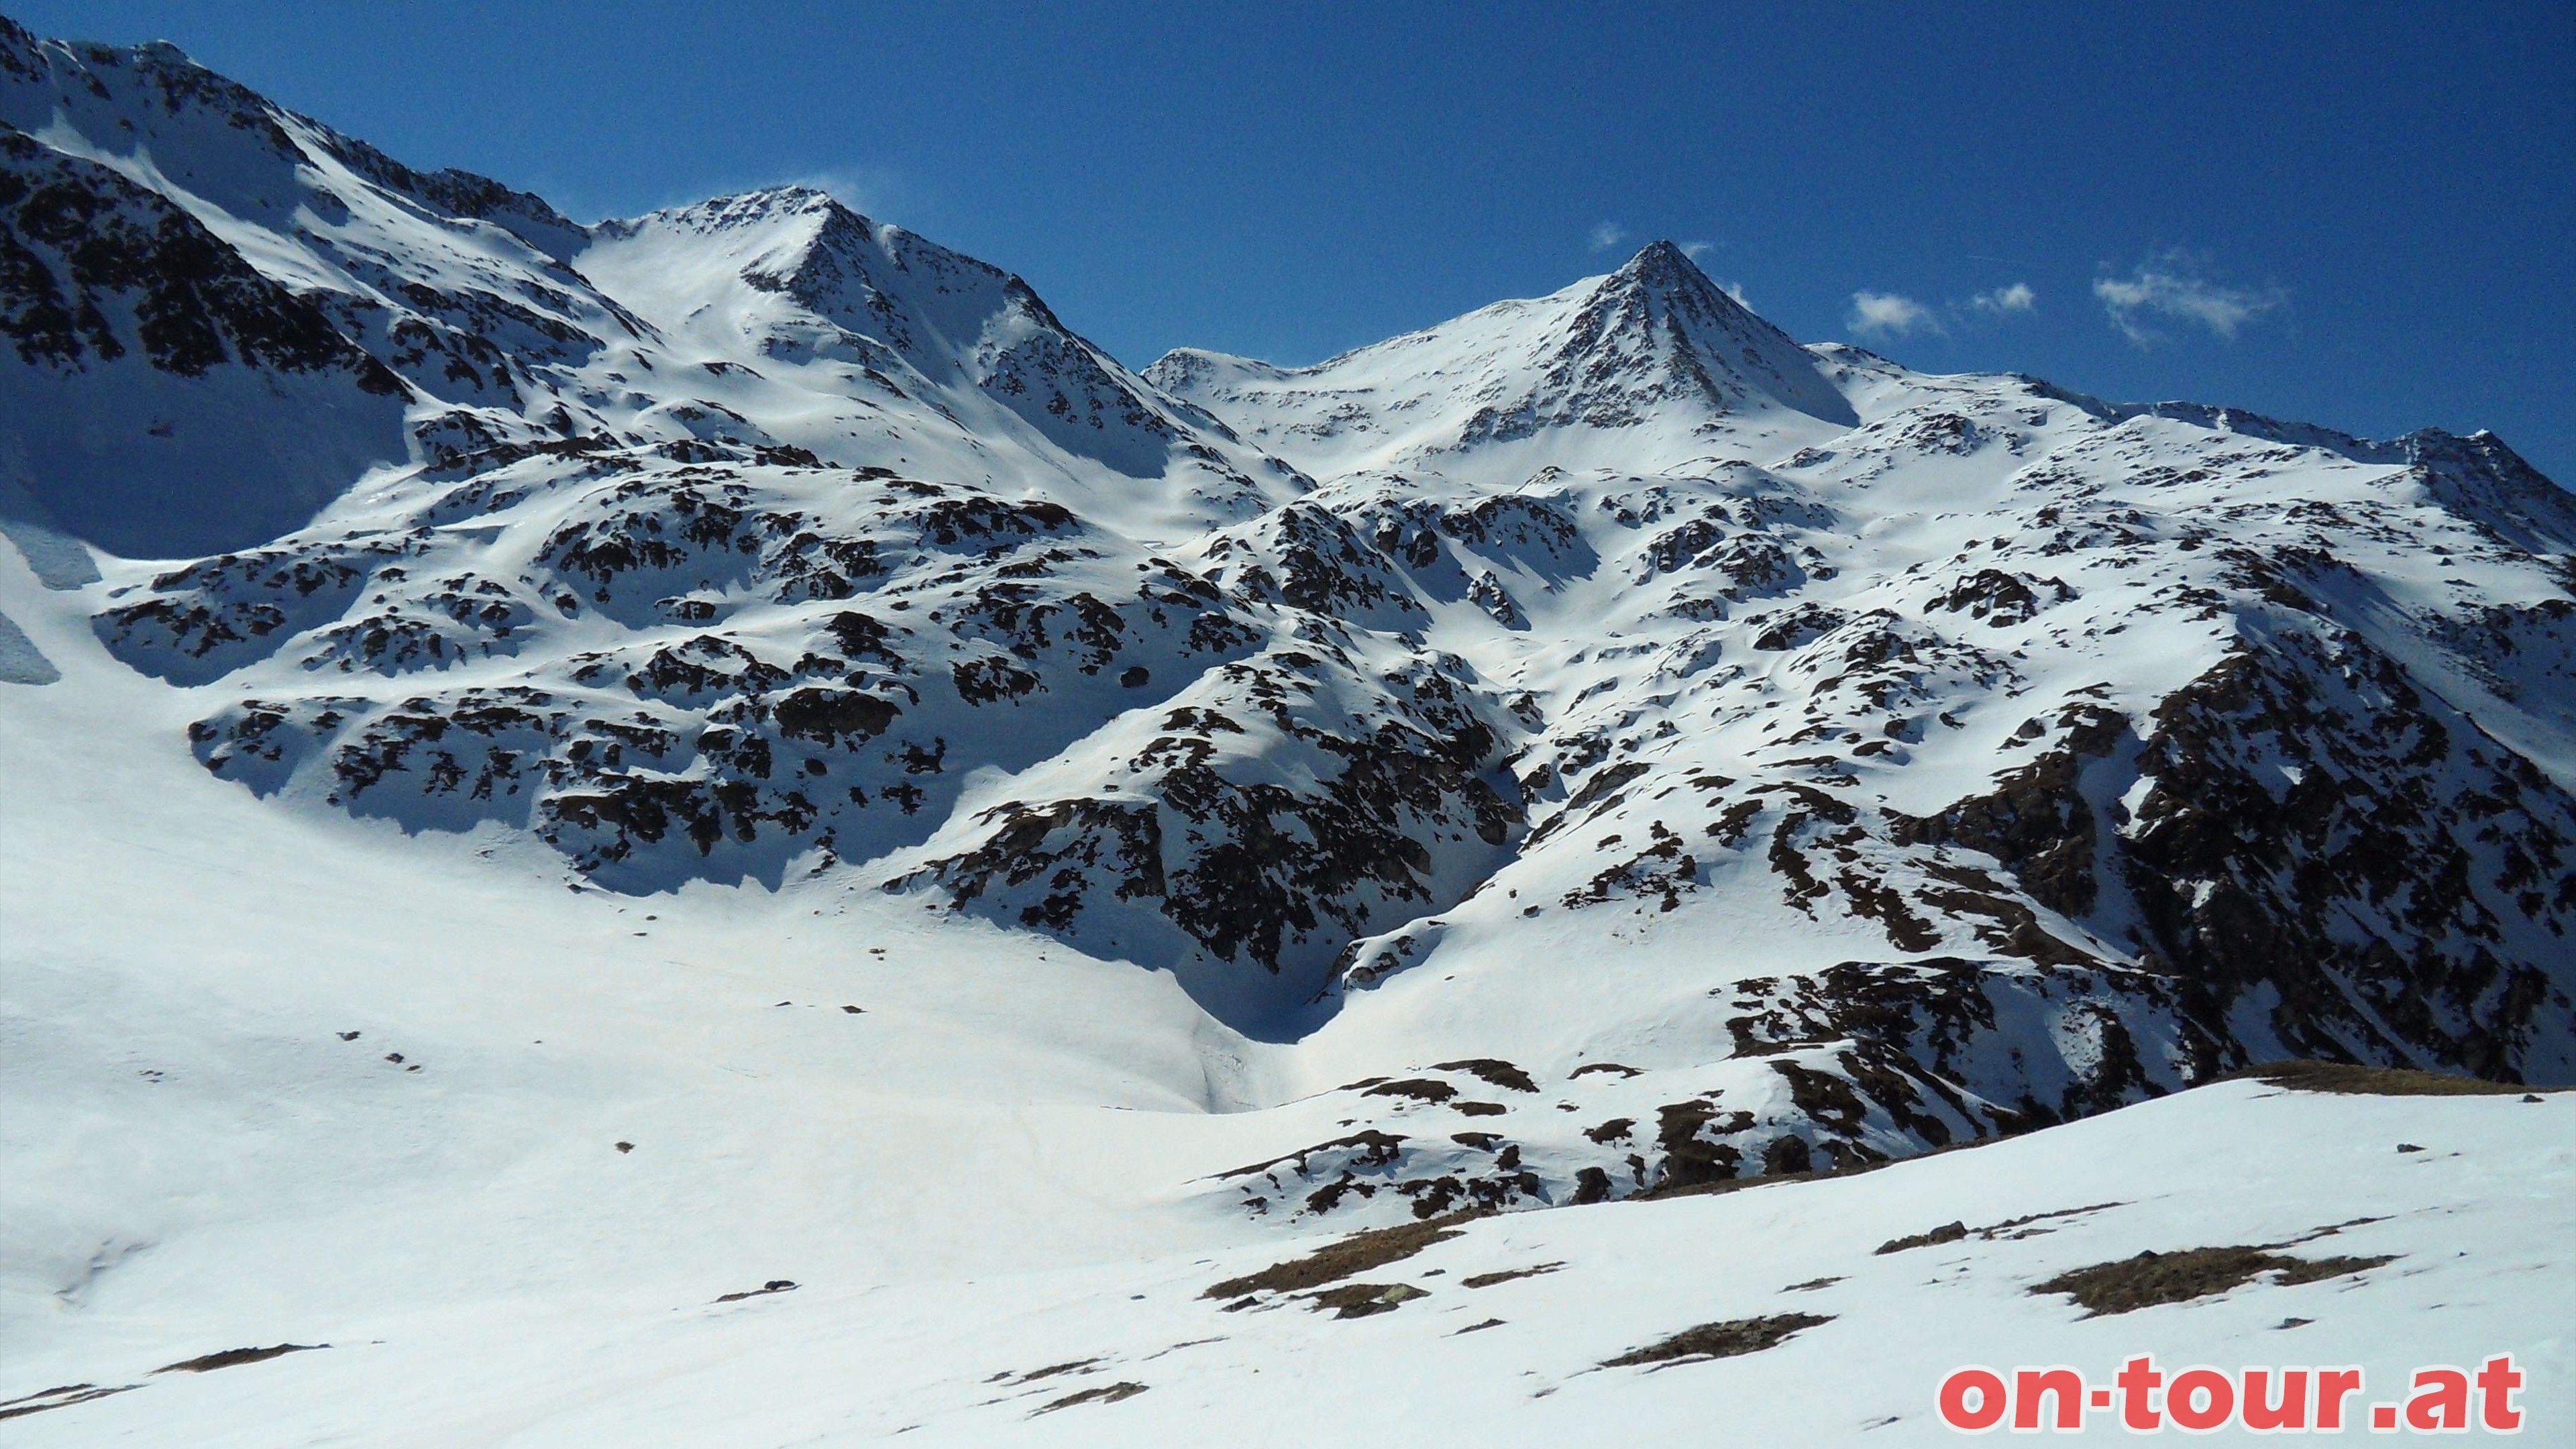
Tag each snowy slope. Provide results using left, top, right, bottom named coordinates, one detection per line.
left=3, top=13, right=2575, bottom=1442
left=0, top=118, right=411, bottom=557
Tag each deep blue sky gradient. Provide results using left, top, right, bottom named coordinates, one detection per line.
left=13, top=2, right=2573, bottom=478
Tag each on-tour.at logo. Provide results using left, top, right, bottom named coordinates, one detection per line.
left=1937, top=1354, right=2524, bottom=1434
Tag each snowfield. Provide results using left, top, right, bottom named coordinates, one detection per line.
left=3, top=15, right=2573, bottom=1443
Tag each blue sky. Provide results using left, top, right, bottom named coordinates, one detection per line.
left=14, top=1, right=2573, bottom=480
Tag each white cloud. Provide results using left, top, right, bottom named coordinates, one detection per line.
left=2093, top=253, right=2285, bottom=343
left=1971, top=282, right=2036, bottom=315
left=1721, top=280, right=1749, bottom=307
left=1848, top=290, right=1942, bottom=338
left=1681, top=239, right=1715, bottom=260
left=1588, top=221, right=1627, bottom=253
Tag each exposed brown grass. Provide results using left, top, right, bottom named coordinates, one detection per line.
left=1462, top=1262, right=1564, bottom=1289
left=1874, top=1220, right=1968, bottom=1254
left=154, top=1344, right=321, bottom=1375
left=2031, top=1246, right=2395, bottom=1316
left=1202, top=1212, right=1477, bottom=1299
left=1033, top=1382, right=1145, bottom=1414
left=1299, top=1282, right=1426, bottom=1318
left=0, top=1386, right=142, bottom=1421
left=1602, top=1313, right=1832, bottom=1368
left=2228, top=1060, right=2562, bottom=1095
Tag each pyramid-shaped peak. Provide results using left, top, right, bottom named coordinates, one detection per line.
left=1532, top=241, right=1851, bottom=423
left=1605, top=240, right=1749, bottom=315
left=1621, top=238, right=1699, bottom=274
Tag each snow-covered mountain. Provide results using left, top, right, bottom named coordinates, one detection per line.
left=0, top=18, right=1293, bottom=559
left=3, top=17, right=2573, bottom=1442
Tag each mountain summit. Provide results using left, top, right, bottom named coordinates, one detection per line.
left=1561, top=237, right=1858, bottom=425
left=1146, top=239, right=1857, bottom=481
left=580, top=185, right=1260, bottom=493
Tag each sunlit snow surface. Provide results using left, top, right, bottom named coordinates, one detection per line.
left=5, top=19, right=2576, bottom=1444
